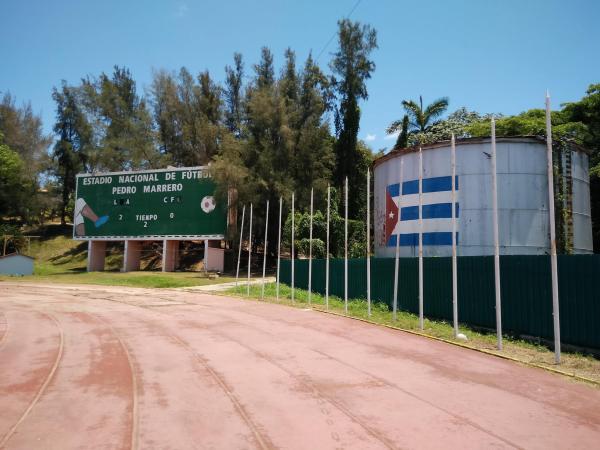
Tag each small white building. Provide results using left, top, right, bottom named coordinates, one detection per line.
left=0, top=254, right=34, bottom=276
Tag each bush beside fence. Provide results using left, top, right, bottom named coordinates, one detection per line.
left=278, top=255, right=600, bottom=350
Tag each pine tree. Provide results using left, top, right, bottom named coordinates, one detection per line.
left=330, top=19, right=377, bottom=218
left=280, top=48, right=299, bottom=107
left=149, top=69, right=180, bottom=157
left=196, top=70, right=223, bottom=162
left=82, top=66, right=162, bottom=171
left=51, top=82, right=91, bottom=224
left=224, top=53, right=245, bottom=137
left=254, top=47, right=275, bottom=90
left=293, top=53, right=334, bottom=209
left=150, top=67, right=224, bottom=166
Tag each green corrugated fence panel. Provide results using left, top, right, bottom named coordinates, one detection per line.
left=500, top=256, right=553, bottom=340
left=279, top=255, right=600, bottom=349
left=457, top=256, right=495, bottom=330
left=557, top=255, right=600, bottom=348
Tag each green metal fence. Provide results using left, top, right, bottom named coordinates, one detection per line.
left=279, top=255, right=600, bottom=350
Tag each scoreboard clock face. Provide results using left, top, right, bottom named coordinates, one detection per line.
left=73, top=166, right=226, bottom=240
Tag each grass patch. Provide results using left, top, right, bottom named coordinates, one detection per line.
left=225, top=282, right=600, bottom=385
left=1, top=269, right=236, bottom=289
left=0, top=226, right=235, bottom=289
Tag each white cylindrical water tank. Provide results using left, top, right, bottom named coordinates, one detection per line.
left=373, top=136, right=593, bottom=257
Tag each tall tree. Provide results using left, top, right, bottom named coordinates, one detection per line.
left=51, top=82, right=92, bottom=224
left=150, top=67, right=224, bottom=166
left=214, top=48, right=336, bottom=255
left=198, top=70, right=222, bottom=125
left=224, top=53, right=245, bottom=136
left=330, top=19, right=377, bottom=218
left=196, top=70, right=224, bottom=163
left=293, top=53, right=334, bottom=207
left=150, top=69, right=180, bottom=156
left=254, top=47, right=275, bottom=90
left=0, top=93, right=52, bottom=222
left=244, top=47, right=292, bottom=202
left=280, top=48, right=299, bottom=107
left=0, top=133, right=31, bottom=220
left=0, top=93, right=52, bottom=178
left=81, top=66, right=163, bottom=171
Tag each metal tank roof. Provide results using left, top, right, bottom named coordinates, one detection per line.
left=373, top=136, right=591, bottom=169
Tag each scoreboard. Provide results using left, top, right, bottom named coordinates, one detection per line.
left=73, top=166, right=227, bottom=240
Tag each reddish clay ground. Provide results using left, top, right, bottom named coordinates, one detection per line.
left=1, top=282, right=599, bottom=449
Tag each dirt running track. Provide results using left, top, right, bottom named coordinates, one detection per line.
left=1, top=282, right=599, bottom=449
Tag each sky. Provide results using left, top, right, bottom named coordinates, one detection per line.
left=1, top=0, right=599, bottom=152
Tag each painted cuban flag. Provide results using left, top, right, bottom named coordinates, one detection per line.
left=385, top=175, right=459, bottom=247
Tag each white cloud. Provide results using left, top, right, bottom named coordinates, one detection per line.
left=384, top=131, right=399, bottom=140
left=365, top=133, right=376, bottom=142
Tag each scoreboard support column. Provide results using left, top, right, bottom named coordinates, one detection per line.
left=162, top=240, right=179, bottom=272
left=204, top=240, right=225, bottom=272
left=87, top=241, right=107, bottom=272
left=123, top=240, right=142, bottom=272
left=204, top=240, right=208, bottom=270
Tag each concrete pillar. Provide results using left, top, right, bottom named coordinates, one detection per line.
left=173, top=242, right=180, bottom=270
left=87, top=240, right=107, bottom=272
left=123, top=240, right=142, bottom=272
left=204, top=239, right=208, bottom=270
left=205, top=240, right=225, bottom=272
left=162, top=240, right=179, bottom=272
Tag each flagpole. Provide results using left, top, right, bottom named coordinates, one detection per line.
left=326, top=185, right=330, bottom=310
left=367, top=169, right=371, bottom=316
left=235, top=205, right=245, bottom=288
left=291, top=193, right=295, bottom=302
left=261, top=199, right=269, bottom=300
left=308, top=188, right=314, bottom=305
left=344, top=176, right=348, bottom=315
left=276, top=197, right=282, bottom=301
left=451, top=134, right=459, bottom=338
left=247, top=203, right=253, bottom=296
left=393, top=159, right=404, bottom=321
left=418, top=147, right=424, bottom=330
left=491, top=118, right=503, bottom=350
left=546, top=91, right=561, bottom=364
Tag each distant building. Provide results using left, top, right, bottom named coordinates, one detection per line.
left=0, top=254, right=34, bottom=275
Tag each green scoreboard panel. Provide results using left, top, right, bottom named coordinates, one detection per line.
left=73, top=167, right=226, bottom=240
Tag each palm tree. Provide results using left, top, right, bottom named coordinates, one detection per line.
left=387, top=95, right=449, bottom=146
